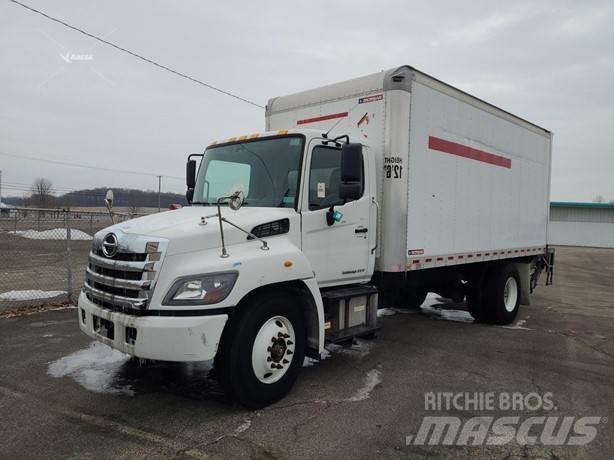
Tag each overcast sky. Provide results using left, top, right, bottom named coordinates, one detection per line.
left=1, top=0, right=613, bottom=201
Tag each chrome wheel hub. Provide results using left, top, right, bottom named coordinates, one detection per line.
left=503, top=277, right=518, bottom=313
left=251, top=316, right=295, bottom=384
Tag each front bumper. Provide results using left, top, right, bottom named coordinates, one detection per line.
left=77, top=291, right=228, bottom=362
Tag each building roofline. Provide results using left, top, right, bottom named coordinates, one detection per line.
left=551, top=201, right=614, bottom=209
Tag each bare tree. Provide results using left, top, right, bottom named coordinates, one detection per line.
left=31, top=178, right=54, bottom=208
left=593, top=195, right=605, bottom=203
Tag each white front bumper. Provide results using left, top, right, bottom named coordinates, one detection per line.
left=77, top=291, right=228, bottom=362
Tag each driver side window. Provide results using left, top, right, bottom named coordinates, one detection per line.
left=309, top=146, right=362, bottom=210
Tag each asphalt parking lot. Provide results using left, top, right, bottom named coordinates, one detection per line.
left=1, top=246, right=613, bottom=459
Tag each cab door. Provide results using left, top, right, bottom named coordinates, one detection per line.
left=300, top=140, right=374, bottom=287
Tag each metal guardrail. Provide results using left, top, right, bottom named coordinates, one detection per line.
left=0, top=207, right=141, bottom=309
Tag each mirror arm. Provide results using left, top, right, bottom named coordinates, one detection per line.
left=220, top=217, right=269, bottom=251
left=215, top=198, right=229, bottom=258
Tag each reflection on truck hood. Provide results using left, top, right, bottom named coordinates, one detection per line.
left=106, top=206, right=297, bottom=255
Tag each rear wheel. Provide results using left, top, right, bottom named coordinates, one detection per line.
left=482, top=264, right=521, bottom=325
left=467, top=284, right=489, bottom=322
left=215, top=292, right=306, bottom=408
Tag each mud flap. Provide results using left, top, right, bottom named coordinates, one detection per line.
left=515, top=262, right=532, bottom=306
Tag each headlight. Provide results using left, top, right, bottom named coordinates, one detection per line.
left=163, top=271, right=238, bottom=305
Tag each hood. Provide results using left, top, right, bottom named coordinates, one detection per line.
left=105, top=206, right=298, bottom=255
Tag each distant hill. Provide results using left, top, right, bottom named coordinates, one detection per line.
left=2, top=187, right=187, bottom=209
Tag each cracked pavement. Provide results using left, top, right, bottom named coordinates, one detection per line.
left=1, top=246, right=613, bottom=459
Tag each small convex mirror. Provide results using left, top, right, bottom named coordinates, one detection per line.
left=228, top=186, right=245, bottom=211
left=104, top=189, right=114, bottom=211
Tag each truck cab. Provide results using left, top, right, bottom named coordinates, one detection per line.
left=78, top=129, right=380, bottom=408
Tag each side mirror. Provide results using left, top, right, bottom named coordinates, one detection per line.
left=186, top=159, right=197, bottom=189
left=339, top=143, right=363, bottom=200
left=186, top=188, right=194, bottom=204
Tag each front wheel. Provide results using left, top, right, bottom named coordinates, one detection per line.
left=215, top=292, right=306, bottom=408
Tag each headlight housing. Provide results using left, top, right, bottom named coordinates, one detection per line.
left=163, top=271, right=238, bottom=305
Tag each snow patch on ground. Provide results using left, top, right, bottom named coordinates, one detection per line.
left=235, top=420, right=252, bottom=434
left=303, top=348, right=331, bottom=367
left=11, top=228, right=92, bottom=240
left=48, top=342, right=133, bottom=395
left=377, top=308, right=396, bottom=317
left=419, top=293, right=474, bottom=323
left=502, top=319, right=532, bottom=330
left=0, top=289, right=66, bottom=301
left=347, top=369, right=382, bottom=402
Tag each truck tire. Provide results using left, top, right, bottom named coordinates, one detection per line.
left=405, top=288, right=428, bottom=309
left=467, top=284, right=490, bottom=323
left=482, top=263, right=521, bottom=325
left=215, top=292, right=306, bottom=409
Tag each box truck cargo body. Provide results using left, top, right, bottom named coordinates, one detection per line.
left=266, top=66, right=552, bottom=275
left=78, top=66, right=555, bottom=408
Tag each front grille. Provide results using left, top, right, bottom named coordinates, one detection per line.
left=88, top=280, right=140, bottom=298
left=86, top=293, right=151, bottom=316
left=84, top=247, right=162, bottom=311
left=95, top=249, right=147, bottom=262
left=89, top=263, right=143, bottom=281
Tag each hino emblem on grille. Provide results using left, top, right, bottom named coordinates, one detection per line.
left=102, top=233, right=119, bottom=258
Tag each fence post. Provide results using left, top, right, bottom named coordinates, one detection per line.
left=65, top=211, right=73, bottom=304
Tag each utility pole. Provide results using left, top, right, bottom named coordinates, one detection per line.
left=157, top=175, right=162, bottom=213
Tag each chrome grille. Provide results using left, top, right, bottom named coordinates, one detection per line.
left=83, top=233, right=166, bottom=312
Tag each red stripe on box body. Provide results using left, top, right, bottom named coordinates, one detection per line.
left=297, top=112, right=348, bottom=125
left=428, top=136, right=511, bottom=169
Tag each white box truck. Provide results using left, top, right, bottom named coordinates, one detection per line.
left=78, top=66, right=555, bottom=407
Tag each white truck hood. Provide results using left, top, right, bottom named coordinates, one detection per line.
left=105, top=206, right=297, bottom=256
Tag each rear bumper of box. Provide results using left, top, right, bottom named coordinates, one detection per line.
left=77, top=291, right=228, bottom=362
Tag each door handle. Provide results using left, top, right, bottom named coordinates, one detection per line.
left=355, top=227, right=368, bottom=234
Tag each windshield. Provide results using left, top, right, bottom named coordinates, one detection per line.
left=193, top=135, right=304, bottom=208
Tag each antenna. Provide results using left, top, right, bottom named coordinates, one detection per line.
left=324, top=101, right=361, bottom=137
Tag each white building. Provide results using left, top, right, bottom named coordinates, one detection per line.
left=549, top=202, right=614, bottom=248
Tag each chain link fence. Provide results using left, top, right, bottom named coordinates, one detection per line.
left=0, top=207, right=138, bottom=311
